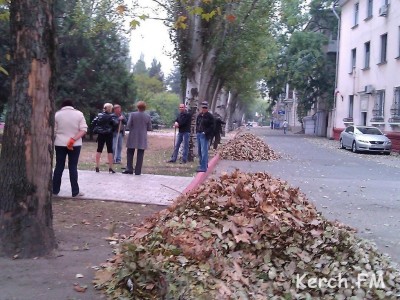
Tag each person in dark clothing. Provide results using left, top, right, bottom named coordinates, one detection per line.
left=209, top=113, right=226, bottom=150
left=91, top=103, right=120, bottom=173
left=195, top=101, right=215, bottom=172
left=167, top=104, right=192, bottom=163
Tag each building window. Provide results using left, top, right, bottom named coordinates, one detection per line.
left=364, top=42, right=370, bottom=68
left=380, top=33, right=387, bottom=63
left=372, top=90, right=385, bottom=120
left=349, top=95, right=354, bottom=118
left=367, top=0, right=373, bottom=18
left=354, top=3, right=359, bottom=26
left=398, top=26, right=400, bottom=58
left=390, top=87, right=400, bottom=118
left=351, top=48, right=357, bottom=72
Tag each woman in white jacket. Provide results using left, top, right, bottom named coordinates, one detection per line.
left=53, top=99, right=87, bottom=197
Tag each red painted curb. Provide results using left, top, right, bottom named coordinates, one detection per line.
left=183, top=153, right=220, bottom=194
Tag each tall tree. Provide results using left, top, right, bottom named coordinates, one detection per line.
left=148, top=58, right=164, bottom=82
left=0, top=0, right=57, bottom=258
left=262, top=0, right=337, bottom=122
left=56, top=0, right=136, bottom=115
left=165, top=66, right=182, bottom=96
left=132, top=54, right=147, bottom=75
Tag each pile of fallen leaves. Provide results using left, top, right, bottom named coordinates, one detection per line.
left=218, top=132, right=280, bottom=161
left=94, top=171, right=400, bottom=299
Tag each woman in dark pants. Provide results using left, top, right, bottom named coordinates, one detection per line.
left=123, top=101, right=152, bottom=175
left=53, top=99, right=88, bottom=197
left=92, top=103, right=119, bottom=173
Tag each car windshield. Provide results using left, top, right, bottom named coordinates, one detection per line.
left=357, top=127, right=382, bottom=135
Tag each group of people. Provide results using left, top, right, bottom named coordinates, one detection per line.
left=52, top=100, right=151, bottom=197
left=53, top=99, right=225, bottom=197
left=270, top=118, right=289, bottom=134
left=91, top=101, right=151, bottom=175
left=168, top=101, right=225, bottom=173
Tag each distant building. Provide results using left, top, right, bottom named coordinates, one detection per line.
left=332, top=0, right=400, bottom=150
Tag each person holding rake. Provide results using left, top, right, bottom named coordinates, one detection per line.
left=112, top=104, right=127, bottom=164
left=167, top=103, right=192, bottom=164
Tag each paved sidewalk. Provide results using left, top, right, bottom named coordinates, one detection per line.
left=57, top=170, right=193, bottom=205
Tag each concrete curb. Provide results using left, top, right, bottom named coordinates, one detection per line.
left=183, top=153, right=220, bottom=194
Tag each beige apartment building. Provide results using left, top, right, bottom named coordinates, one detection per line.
left=330, top=0, right=400, bottom=150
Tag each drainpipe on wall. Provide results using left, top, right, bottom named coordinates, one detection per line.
left=331, top=0, right=341, bottom=139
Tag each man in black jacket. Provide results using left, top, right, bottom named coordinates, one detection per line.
left=168, top=104, right=192, bottom=163
left=210, top=113, right=226, bottom=150
left=195, top=101, right=214, bottom=172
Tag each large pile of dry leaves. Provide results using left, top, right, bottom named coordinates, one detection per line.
left=218, top=132, right=280, bottom=161
left=94, top=171, right=400, bottom=299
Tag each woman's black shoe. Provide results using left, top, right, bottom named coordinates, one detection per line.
left=122, top=170, right=133, bottom=174
left=109, top=168, right=116, bottom=174
left=95, top=167, right=100, bottom=173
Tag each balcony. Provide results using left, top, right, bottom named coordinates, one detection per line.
left=326, top=40, right=338, bottom=53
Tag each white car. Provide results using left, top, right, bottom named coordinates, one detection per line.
left=339, top=125, right=391, bottom=155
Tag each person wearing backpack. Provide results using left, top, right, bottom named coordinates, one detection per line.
left=91, top=103, right=120, bottom=173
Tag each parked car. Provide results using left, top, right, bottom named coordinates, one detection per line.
left=339, top=125, right=391, bottom=155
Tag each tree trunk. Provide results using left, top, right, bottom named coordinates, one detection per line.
left=215, top=88, right=228, bottom=120
left=210, top=79, right=223, bottom=113
left=0, top=0, right=57, bottom=258
left=226, top=91, right=239, bottom=132
left=184, top=2, right=203, bottom=161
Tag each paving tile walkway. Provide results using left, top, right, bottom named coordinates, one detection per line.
left=57, top=170, right=193, bottom=205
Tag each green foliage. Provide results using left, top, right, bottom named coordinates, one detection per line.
left=133, top=70, right=180, bottom=126
left=132, top=55, right=148, bottom=75
left=134, top=74, right=165, bottom=102
left=165, top=66, right=182, bottom=96
left=286, top=31, right=335, bottom=113
left=148, top=58, right=164, bottom=82
left=55, top=0, right=136, bottom=115
left=245, top=97, right=269, bottom=123
left=147, top=110, right=162, bottom=129
left=262, top=0, right=337, bottom=116
left=147, top=92, right=181, bottom=126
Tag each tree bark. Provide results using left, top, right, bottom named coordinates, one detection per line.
left=226, top=91, right=239, bottom=132
left=0, top=0, right=57, bottom=258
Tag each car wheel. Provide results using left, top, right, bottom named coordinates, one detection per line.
left=340, top=139, right=345, bottom=149
left=352, top=142, right=358, bottom=153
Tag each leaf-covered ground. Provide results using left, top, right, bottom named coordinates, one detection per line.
left=94, top=171, right=400, bottom=299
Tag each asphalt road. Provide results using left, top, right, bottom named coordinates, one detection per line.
left=214, top=127, right=400, bottom=263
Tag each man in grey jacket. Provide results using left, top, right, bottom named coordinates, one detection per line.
left=122, top=101, right=152, bottom=175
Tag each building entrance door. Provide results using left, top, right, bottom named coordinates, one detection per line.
left=361, top=112, right=367, bottom=126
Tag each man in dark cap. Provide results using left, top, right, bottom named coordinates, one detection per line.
left=195, top=101, right=215, bottom=172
